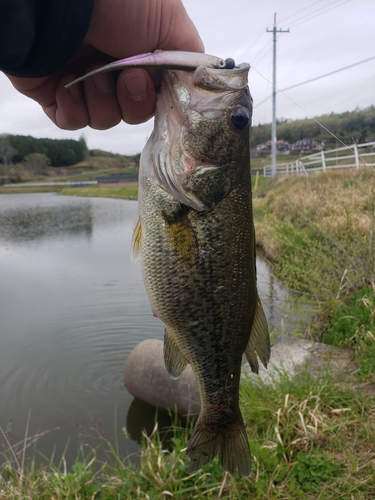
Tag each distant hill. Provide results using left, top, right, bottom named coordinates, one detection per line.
left=2, top=106, right=374, bottom=168
left=251, top=105, right=375, bottom=149
left=1, top=134, right=140, bottom=168
left=4, top=134, right=89, bottom=166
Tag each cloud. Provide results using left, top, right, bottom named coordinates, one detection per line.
left=0, top=0, right=374, bottom=154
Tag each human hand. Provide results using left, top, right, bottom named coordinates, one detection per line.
left=5, top=0, right=204, bottom=130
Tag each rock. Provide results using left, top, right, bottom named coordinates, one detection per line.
left=124, top=337, right=351, bottom=415
left=242, top=336, right=353, bottom=384
left=124, top=339, right=200, bottom=417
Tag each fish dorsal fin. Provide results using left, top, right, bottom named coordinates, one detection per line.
left=164, top=327, right=189, bottom=379
left=130, top=217, right=142, bottom=263
left=244, top=297, right=271, bottom=374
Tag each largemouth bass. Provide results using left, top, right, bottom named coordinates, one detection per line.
left=67, top=52, right=270, bottom=476
left=131, top=55, right=270, bottom=476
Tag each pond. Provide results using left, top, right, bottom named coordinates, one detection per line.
left=0, top=193, right=305, bottom=465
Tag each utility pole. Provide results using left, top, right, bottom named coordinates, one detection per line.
left=267, top=13, right=289, bottom=177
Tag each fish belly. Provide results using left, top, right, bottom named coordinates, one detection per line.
left=140, top=172, right=257, bottom=476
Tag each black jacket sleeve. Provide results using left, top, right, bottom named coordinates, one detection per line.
left=0, top=0, right=94, bottom=78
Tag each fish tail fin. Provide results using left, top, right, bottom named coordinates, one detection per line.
left=186, top=418, right=251, bottom=476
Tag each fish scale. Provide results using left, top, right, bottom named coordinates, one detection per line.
left=130, top=58, right=270, bottom=477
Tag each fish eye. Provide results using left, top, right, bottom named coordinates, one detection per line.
left=230, top=108, right=250, bottom=130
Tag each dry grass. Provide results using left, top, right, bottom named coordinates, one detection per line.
left=254, top=167, right=375, bottom=257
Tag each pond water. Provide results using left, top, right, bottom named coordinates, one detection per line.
left=0, top=193, right=304, bottom=465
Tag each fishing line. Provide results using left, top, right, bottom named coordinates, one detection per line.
left=250, top=65, right=369, bottom=165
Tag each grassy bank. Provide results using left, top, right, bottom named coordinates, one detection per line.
left=0, top=184, right=138, bottom=199
left=60, top=185, right=138, bottom=200
left=2, top=368, right=375, bottom=499
left=2, top=167, right=375, bottom=498
left=253, top=167, right=375, bottom=377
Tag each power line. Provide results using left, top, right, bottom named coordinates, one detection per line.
left=251, top=65, right=358, bottom=154
left=287, top=0, right=353, bottom=28
left=253, top=55, right=375, bottom=109
left=278, top=0, right=326, bottom=24
left=282, top=55, right=375, bottom=91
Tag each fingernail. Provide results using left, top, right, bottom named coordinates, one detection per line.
left=65, top=76, right=83, bottom=100
left=122, top=70, right=148, bottom=99
left=92, top=72, right=114, bottom=93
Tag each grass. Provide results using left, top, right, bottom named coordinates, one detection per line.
left=324, top=286, right=375, bottom=380
left=60, top=185, right=138, bottom=200
left=0, top=156, right=139, bottom=187
left=2, top=165, right=375, bottom=497
left=1, top=369, right=375, bottom=499
left=253, top=167, right=375, bottom=319
left=0, top=183, right=138, bottom=199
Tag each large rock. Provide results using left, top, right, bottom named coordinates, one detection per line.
left=124, top=339, right=200, bottom=417
left=124, top=337, right=351, bottom=416
left=242, top=336, right=353, bottom=384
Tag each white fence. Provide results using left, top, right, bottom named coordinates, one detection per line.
left=263, top=141, right=375, bottom=176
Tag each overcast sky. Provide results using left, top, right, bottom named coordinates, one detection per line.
left=0, top=0, right=374, bottom=155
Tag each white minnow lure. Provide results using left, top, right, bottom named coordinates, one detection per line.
left=64, top=51, right=236, bottom=88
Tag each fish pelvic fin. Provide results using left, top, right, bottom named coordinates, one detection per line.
left=186, top=418, right=251, bottom=476
left=245, top=297, right=271, bottom=374
left=130, top=217, right=142, bottom=263
left=164, top=328, right=189, bottom=379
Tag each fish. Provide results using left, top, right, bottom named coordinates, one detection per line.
left=67, top=51, right=270, bottom=476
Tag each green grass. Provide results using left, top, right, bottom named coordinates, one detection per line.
left=253, top=168, right=375, bottom=376
left=2, top=165, right=375, bottom=497
left=0, top=185, right=66, bottom=195
left=60, top=185, right=138, bottom=200
left=324, top=286, right=375, bottom=380
left=1, top=370, right=375, bottom=499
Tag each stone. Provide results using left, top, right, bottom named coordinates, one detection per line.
left=124, top=338, right=200, bottom=417
left=124, top=337, right=351, bottom=415
left=242, top=336, right=353, bottom=384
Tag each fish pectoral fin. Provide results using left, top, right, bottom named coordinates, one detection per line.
left=244, top=297, right=271, bottom=374
left=164, top=328, right=189, bottom=379
left=165, top=216, right=198, bottom=265
left=130, top=216, right=142, bottom=263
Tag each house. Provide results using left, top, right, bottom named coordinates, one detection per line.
left=291, top=138, right=319, bottom=152
left=276, top=140, right=290, bottom=154
left=254, top=140, right=290, bottom=155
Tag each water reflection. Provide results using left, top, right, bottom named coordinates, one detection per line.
left=0, top=194, right=93, bottom=244
left=0, top=193, right=307, bottom=467
left=256, top=257, right=307, bottom=339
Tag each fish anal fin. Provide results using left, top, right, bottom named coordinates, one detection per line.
left=186, top=417, right=251, bottom=476
left=164, top=328, right=189, bottom=379
left=130, top=217, right=142, bottom=263
left=245, top=297, right=271, bottom=374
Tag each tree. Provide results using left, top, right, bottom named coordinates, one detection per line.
left=0, top=135, right=17, bottom=165
left=0, top=135, right=17, bottom=181
left=23, top=153, right=51, bottom=175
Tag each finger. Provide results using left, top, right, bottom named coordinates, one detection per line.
left=117, top=68, right=157, bottom=125
left=158, top=0, right=205, bottom=53
left=82, top=66, right=122, bottom=130
left=43, top=76, right=90, bottom=130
